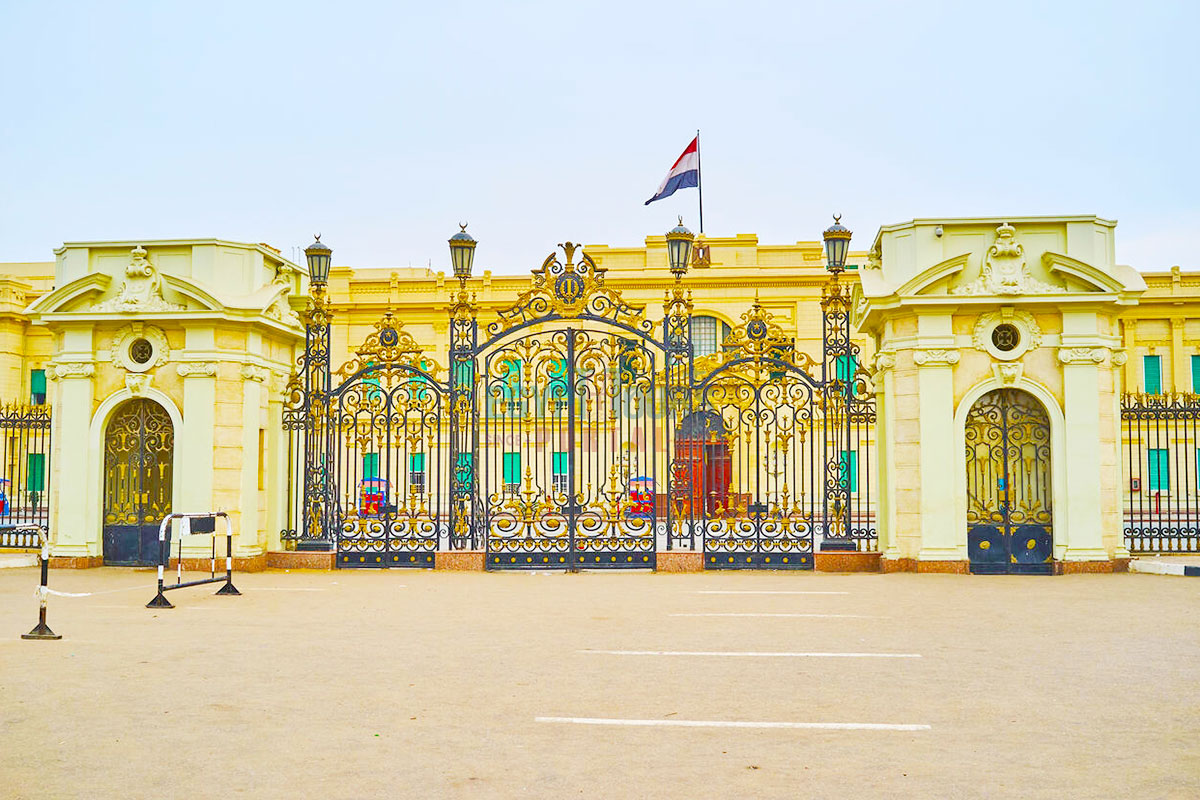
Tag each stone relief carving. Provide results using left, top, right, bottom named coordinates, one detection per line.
left=993, top=362, right=1024, bottom=385
left=913, top=349, right=960, bottom=366
left=1111, top=349, right=1128, bottom=367
left=873, top=350, right=896, bottom=373
left=48, top=362, right=96, bottom=380
left=1057, top=347, right=1108, bottom=365
left=266, top=264, right=301, bottom=325
left=952, top=223, right=1062, bottom=296
left=93, top=246, right=185, bottom=313
left=176, top=362, right=218, bottom=378
left=125, top=372, right=152, bottom=396
left=109, top=322, right=169, bottom=373
left=240, top=364, right=269, bottom=383
left=972, top=310, right=1042, bottom=355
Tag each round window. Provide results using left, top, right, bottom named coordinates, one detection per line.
left=991, top=324, right=1020, bottom=352
left=129, top=338, right=154, bottom=365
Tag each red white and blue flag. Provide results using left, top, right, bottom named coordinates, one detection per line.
left=645, top=136, right=699, bottom=205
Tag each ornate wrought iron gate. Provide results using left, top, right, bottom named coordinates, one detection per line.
left=965, top=389, right=1053, bottom=574
left=464, top=244, right=682, bottom=569
left=315, top=315, right=450, bottom=568
left=281, top=233, right=877, bottom=570
left=103, top=399, right=174, bottom=566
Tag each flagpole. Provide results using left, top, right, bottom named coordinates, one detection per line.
left=696, top=129, right=704, bottom=234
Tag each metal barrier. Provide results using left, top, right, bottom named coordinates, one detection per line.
left=0, top=524, right=59, bottom=640
left=146, top=513, right=241, bottom=609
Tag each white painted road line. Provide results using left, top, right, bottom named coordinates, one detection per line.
left=695, top=590, right=849, bottom=595
left=581, top=650, right=920, bottom=658
left=251, top=587, right=330, bottom=591
left=667, top=618, right=883, bottom=623
left=536, top=717, right=931, bottom=731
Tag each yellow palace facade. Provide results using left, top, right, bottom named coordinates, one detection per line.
left=0, top=214, right=1194, bottom=573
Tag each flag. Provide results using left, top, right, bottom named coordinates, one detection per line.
left=645, top=136, right=699, bottom=205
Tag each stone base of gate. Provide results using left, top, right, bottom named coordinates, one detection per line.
left=815, top=551, right=882, bottom=572
left=435, top=551, right=486, bottom=571
left=49, top=556, right=105, bottom=569
left=655, top=551, right=704, bottom=573
left=266, top=550, right=336, bottom=570
left=1055, top=559, right=1131, bottom=574
left=881, top=558, right=970, bottom=573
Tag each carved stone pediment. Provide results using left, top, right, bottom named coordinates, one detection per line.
left=93, top=246, right=184, bottom=313
left=952, top=224, right=1062, bottom=296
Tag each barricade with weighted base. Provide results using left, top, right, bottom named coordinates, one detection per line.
left=146, top=512, right=242, bottom=609
left=0, top=524, right=61, bottom=640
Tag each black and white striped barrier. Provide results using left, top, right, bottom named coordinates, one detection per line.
left=0, top=524, right=60, bottom=640
left=146, top=512, right=241, bottom=609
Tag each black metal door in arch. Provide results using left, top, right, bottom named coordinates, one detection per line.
left=964, top=389, right=1053, bottom=575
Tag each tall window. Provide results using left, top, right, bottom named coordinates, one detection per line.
left=552, top=451, right=569, bottom=494
left=362, top=453, right=380, bottom=480
left=1191, top=355, right=1200, bottom=393
left=690, top=316, right=731, bottom=357
left=409, top=453, right=426, bottom=493
left=503, top=451, right=521, bottom=493
left=1148, top=448, right=1170, bottom=492
left=30, top=369, right=46, bottom=405
left=27, top=453, right=45, bottom=494
left=455, top=452, right=473, bottom=491
left=547, top=357, right=568, bottom=413
left=496, top=358, right=523, bottom=417
left=1144, top=355, right=1162, bottom=395
left=840, top=450, right=858, bottom=493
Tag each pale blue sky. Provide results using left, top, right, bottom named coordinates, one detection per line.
left=1, top=0, right=1196, bottom=273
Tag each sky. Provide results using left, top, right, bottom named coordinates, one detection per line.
left=1, top=0, right=1197, bottom=274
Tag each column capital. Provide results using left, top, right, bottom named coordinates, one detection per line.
left=913, top=349, right=959, bottom=366
left=176, top=362, right=218, bottom=378
left=47, top=362, right=95, bottom=380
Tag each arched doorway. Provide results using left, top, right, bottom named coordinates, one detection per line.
left=102, top=399, right=174, bottom=566
left=964, top=388, right=1053, bottom=575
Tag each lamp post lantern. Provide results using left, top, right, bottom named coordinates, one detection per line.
left=449, top=224, right=477, bottom=283
left=822, top=215, right=852, bottom=274
left=666, top=218, right=695, bottom=280
left=305, top=235, right=333, bottom=286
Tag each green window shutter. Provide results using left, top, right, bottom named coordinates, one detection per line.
left=1148, top=449, right=1170, bottom=492
left=840, top=450, right=858, bottom=493
left=1192, top=355, right=1200, bottom=393
left=409, top=453, right=426, bottom=473
left=30, top=369, right=46, bottom=404
left=500, top=359, right=522, bottom=400
left=503, top=452, right=521, bottom=485
left=455, top=453, right=473, bottom=489
left=836, top=354, right=858, bottom=383
left=453, top=359, right=474, bottom=387
left=27, top=453, right=45, bottom=493
left=548, top=357, right=568, bottom=400
left=552, top=452, right=568, bottom=475
left=1144, top=355, right=1162, bottom=395
left=363, top=453, right=380, bottom=479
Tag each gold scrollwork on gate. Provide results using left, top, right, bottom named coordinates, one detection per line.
left=488, top=242, right=652, bottom=337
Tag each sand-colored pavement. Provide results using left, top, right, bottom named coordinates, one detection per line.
left=1, top=567, right=1198, bottom=799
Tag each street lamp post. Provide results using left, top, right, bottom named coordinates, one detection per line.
left=820, top=215, right=857, bottom=552
left=663, top=218, right=697, bottom=548
left=447, top=225, right=479, bottom=551
left=297, top=235, right=335, bottom=551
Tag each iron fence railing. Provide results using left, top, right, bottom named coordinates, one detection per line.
left=1122, top=392, right=1200, bottom=553
left=0, top=403, right=52, bottom=529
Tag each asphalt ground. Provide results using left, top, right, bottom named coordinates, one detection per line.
left=1, top=567, right=1197, bottom=799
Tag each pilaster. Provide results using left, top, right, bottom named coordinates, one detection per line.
left=48, top=361, right=96, bottom=558
left=238, top=363, right=268, bottom=556
left=913, top=315, right=960, bottom=562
